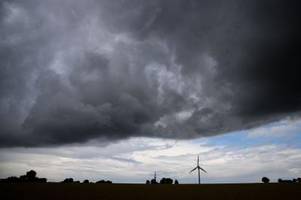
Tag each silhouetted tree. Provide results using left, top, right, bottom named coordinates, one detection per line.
left=0, top=170, right=47, bottom=183
left=278, top=178, right=294, bottom=183
left=26, top=170, right=37, bottom=180
left=297, top=178, right=301, bottom=183
left=0, top=176, right=19, bottom=183
left=19, top=175, right=29, bottom=182
left=174, top=179, right=179, bottom=184
left=150, top=179, right=158, bottom=184
left=262, top=177, right=270, bottom=183
left=146, top=180, right=150, bottom=184
left=83, top=179, right=89, bottom=183
left=62, top=178, right=74, bottom=183
left=96, top=180, right=112, bottom=184
left=160, top=178, right=173, bottom=184
left=37, top=178, right=47, bottom=183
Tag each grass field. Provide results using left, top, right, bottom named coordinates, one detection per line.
left=1, top=183, right=300, bottom=200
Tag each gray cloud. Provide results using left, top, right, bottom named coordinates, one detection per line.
left=0, top=0, right=300, bottom=147
left=1, top=138, right=301, bottom=183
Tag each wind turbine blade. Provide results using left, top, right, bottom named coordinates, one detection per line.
left=189, top=167, right=198, bottom=173
left=200, top=167, right=207, bottom=173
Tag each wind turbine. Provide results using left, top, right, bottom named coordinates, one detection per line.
left=150, top=171, right=157, bottom=184
left=190, top=155, right=207, bottom=184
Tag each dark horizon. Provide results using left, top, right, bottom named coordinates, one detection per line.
left=1, top=169, right=301, bottom=185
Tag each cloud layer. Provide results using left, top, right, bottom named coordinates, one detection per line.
left=1, top=137, right=301, bottom=183
left=0, top=0, right=300, bottom=147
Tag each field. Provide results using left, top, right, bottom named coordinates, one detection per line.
left=1, top=183, right=300, bottom=200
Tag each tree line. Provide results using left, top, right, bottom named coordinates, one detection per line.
left=261, top=177, right=301, bottom=184
left=0, top=170, right=112, bottom=184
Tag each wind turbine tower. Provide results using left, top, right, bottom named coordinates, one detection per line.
left=150, top=171, right=158, bottom=184
left=190, top=155, right=207, bottom=184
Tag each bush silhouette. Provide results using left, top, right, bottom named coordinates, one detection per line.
left=62, top=178, right=74, bottom=183
left=37, top=178, right=47, bottom=183
left=146, top=180, right=150, bottom=184
left=278, top=178, right=295, bottom=183
left=262, top=177, right=270, bottom=183
left=160, top=177, right=173, bottom=184
left=83, top=179, right=89, bottom=183
left=19, top=175, right=29, bottom=182
left=0, top=176, right=19, bottom=183
left=0, top=170, right=47, bottom=183
left=174, top=179, right=179, bottom=184
left=150, top=179, right=158, bottom=184
left=96, top=180, right=112, bottom=184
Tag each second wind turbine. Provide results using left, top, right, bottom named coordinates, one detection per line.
left=190, top=155, right=207, bottom=184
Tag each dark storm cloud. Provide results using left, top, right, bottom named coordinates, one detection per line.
left=0, top=0, right=300, bottom=147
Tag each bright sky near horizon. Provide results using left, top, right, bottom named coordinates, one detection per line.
left=1, top=118, right=301, bottom=183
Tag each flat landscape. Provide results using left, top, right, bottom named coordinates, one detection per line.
left=1, top=183, right=300, bottom=200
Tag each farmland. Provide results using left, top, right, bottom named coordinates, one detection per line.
left=1, top=183, right=300, bottom=200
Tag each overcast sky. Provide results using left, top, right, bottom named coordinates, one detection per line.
left=0, top=0, right=300, bottom=183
